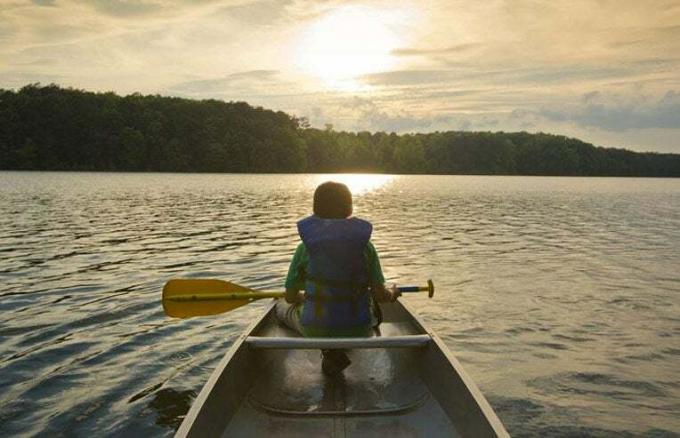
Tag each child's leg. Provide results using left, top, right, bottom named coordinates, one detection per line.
left=274, top=299, right=305, bottom=335
left=274, top=300, right=353, bottom=375
left=371, top=297, right=383, bottom=328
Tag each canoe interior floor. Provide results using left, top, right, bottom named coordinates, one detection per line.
left=218, top=307, right=462, bottom=437
left=222, top=388, right=460, bottom=438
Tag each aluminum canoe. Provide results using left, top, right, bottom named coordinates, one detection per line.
left=175, top=300, right=509, bottom=438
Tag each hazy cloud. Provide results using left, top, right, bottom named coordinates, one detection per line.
left=363, top=70, right=455, bottom=86
left=296, top=94, right=498, bottom=134
left=0, top=21, right=13, bottom=42
left=609, top=24, right=680, bottom=49
left=219, top=0, right=293, bottom=25
left=226, top=69, right=279, bottom=80
left=391, top=43, right=479, bottom=57
left=32, top=0, right=57, bottom=6
left=171, top=70, right=281, bottom=95
left=363, top=62, right=674, bottom=88
left=89, top=0, right=164, bottom=17
left=0, top=71, right=62, bottom=88
left=540, top=91, right=680, bottom=131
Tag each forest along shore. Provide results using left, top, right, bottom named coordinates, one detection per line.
left=1, top=84, right=679, bottom=176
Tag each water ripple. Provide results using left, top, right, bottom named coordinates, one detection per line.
left=0, top=172, right=679, bottom=436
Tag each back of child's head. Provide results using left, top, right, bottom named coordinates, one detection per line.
left=313, top=181, right=353, bottom=219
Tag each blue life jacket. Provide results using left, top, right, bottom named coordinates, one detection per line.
left=297, top=215, right=373, bottom=329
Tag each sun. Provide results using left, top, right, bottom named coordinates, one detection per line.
left=295, top=6, right=404, bottom=91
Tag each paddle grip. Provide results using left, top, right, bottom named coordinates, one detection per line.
left=397, top=280, right=435, bottom=298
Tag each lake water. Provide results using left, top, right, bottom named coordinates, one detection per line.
left=0, top=172, right=678, bottom=437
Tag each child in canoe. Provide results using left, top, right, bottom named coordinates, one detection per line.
left=276, top=181, right=399, bottom=375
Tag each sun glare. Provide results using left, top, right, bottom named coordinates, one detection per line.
left=296, top=6, right=405, bottom=91
left=311, top=174, right=396, bottom=196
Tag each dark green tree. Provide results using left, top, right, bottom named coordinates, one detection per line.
left=0, top=84, right=678, bottom=177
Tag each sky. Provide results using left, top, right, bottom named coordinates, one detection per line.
left=1, top=0, right=679, bottom=153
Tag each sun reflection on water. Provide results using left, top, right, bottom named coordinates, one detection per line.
left=310, top=174, right=396, bottom=196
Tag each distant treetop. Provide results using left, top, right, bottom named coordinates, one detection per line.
left=1, top=84, right=678, bottom=177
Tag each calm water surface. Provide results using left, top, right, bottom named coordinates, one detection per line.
left=0, top=172, right=678, bottom=437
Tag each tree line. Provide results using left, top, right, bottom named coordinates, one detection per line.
left=1, top=84, right=678, bottom=176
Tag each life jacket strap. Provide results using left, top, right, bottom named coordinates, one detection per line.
left=308, top=276, right=368, bottom=320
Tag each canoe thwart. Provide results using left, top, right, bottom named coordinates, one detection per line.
left=245, top=334, right=431, bottom=349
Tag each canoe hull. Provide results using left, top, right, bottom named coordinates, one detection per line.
left=176, top=300, right=508, bottom=438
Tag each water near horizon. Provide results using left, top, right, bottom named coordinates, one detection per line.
left=0, top=172, right=678, bottom=437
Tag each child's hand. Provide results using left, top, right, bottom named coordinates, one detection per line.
left=389, top=284, right=401, bottom=302
left=285, top=289, right=305, bottom=304
left=372, top=284, right=400, bottom=302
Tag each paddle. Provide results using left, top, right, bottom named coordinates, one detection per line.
left=162, top=278, right=435, bottom=318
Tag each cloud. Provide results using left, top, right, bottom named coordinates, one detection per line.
left=218, top=0, right=293, bottom=25
left=227, top=69, right=279, bottom=81
left=514, top=66, right=637, bottom=84
left=11, top=57, right=61, bottom=66
left=170, top=70, right=280, bottom=95
left=582, top=91, right=600, bottom=103
left=504, top=90, right=680, bottom=141
left=0, top=21, right=13, bottom=42
left=346, top=98, right=440, bottom=132
left=88, top=0, right=164, bottom=17
left=362, top=61, right=675, bottom=88
left=295, top=95, right=496, bottom=134
left=539, top=91, right=680, bottom=131
left=608, top=24, right=680, bottom=49
left=0, top=71, right=62, bottom=88
left=362, top=70, right=456, bottom=86
left=391, top=43, right=479, bottom=57
left=78, top=0, right=224, bottom=18
left=34, top=23, right=91, bottom=40
left=32, top=0, right=56, bottom=6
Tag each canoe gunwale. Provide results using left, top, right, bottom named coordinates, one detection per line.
left=174, top=301, right=276, bottom=438
left=399, top=299, right=510, bottom=438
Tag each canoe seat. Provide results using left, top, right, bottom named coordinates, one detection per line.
left=245, top=334, right=431, bottom=349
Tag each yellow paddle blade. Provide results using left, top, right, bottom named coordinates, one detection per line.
left=162, top=279, right=256, bottom=318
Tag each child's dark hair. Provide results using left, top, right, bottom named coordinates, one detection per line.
left=313, top=181, right=353, bottom=219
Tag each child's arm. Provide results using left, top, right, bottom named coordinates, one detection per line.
left=284, top=243, right=307, bottom=304
left=372, top=283, right=400, bottom=302
left=365, top=242, right=399, bottom=302
left=285, top=288, right=304, bottom=304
